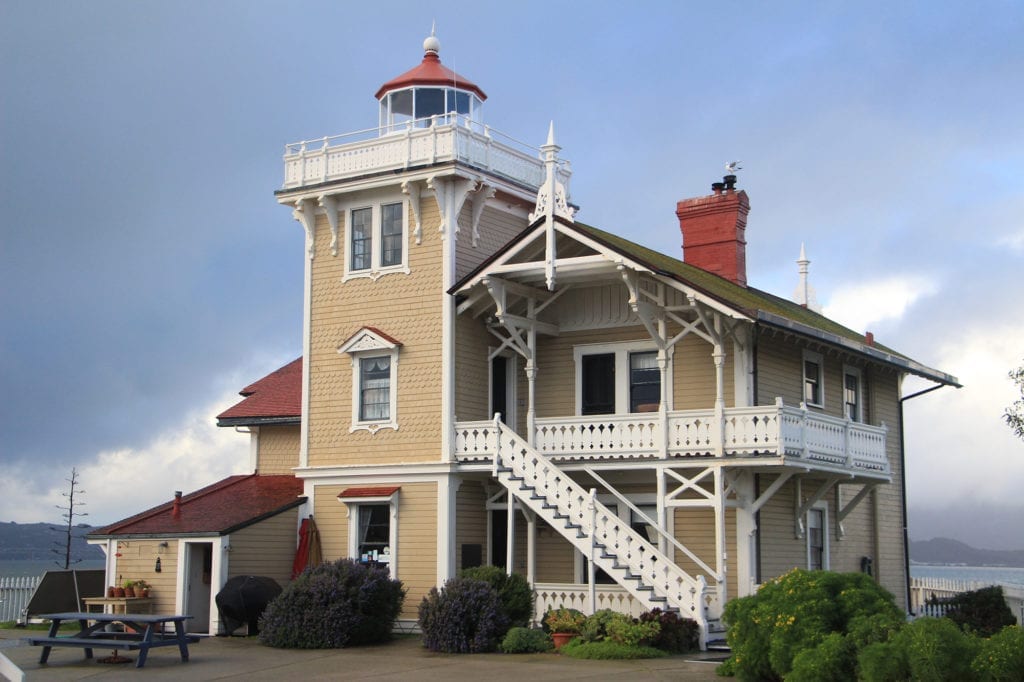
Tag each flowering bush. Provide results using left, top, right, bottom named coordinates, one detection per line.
left=971, top=625, right=1024, bottom=681
left=419, top=577, right=508, bottom=653
left=720, top=569, right=902, bottom=680
left=258, top=558, right=405, bottom=649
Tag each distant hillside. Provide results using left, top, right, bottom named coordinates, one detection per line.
left=911, top=537, right=1024, bottom=567
left=0, top=521, right=105, bottom=563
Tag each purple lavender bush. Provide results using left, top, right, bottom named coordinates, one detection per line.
left=259, top=558, right=405, bottom=648
left=419, top=577, right=509, bottom=653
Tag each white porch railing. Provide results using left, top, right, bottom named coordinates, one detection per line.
left=534, top=583, right=647, bottom=622
left=282, top=115, right=571, bottom=191
left=454, top=400, right=888, bottom=474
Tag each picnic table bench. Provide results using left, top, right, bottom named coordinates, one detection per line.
left=28, top=612, right=199, bottom=669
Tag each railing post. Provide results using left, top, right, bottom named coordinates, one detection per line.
left=588, top=487, right=597, bottom=615
left=844, top=418, right=852, bottom=466
left=799, top=401, right=809, bottom=460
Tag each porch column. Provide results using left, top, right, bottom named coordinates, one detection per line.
left=506, top=495, right=516, bottom=577
left=658, top=349, right=670, bottom=459
left=526, top=511, right=537, bottom=585
left=713, top=318, right=726, bottom=456
left=713, top=467, right=728, bottom=607
left=657, top=469, right=668, bottom=556
left=525, top=362, right=537, bottom=447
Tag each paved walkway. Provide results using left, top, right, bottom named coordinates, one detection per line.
left=0, top=629, right=723, bottom=681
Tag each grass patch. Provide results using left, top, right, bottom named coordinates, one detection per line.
left=0, top=620, right=79, bottom=631
left=560, top=638, right=667, bottom=660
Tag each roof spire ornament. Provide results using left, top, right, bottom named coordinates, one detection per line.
left=423, top=21, right=440, bottom=55
left=529, top=122, right=574, bottom=291
left=793, top=243, right=821, bottom=311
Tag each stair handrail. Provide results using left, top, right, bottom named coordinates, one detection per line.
left=491, top=418, right=711, bottom=619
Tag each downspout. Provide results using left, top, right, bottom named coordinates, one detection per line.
left=898, top=382, right=949, bottom=612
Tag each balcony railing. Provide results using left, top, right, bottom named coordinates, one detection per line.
left=282, top=114, right=571, bottom=191
left=453, top=399, right=888, bottom=474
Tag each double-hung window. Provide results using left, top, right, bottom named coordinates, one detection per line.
left=338, top=486, right=400, bottom=579
left=344, top=199, right=409, bottom=281
left=338, top=327, right=401, bottom=434
left=843, top=366, right=862, bottom=422
left=807, top=506, right=828, bottom=570
left=803, top=350, right=824, bottom=408
left=575, top=342, right=666, bottom=415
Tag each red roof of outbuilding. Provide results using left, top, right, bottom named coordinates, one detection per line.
left=217, top=358, right=302, bottom=425
left=375, top=51, right=486, bottom=101
left=90, top=474, right=305, bottom=537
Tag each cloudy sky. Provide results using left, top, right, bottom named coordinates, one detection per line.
left=2, top=1, right=1022, bottom=548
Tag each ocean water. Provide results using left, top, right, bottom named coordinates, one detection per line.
left=0, top=559, right=106, bottom=577
left=910, top=564, right=1024, bottom=588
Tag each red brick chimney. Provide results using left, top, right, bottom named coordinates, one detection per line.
left=172, top=490, right=182, bottom=519
left=675, top=175, right=751, bottom=286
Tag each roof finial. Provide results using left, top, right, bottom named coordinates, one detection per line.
left=794, top=243, right=820, bottom=311
left=423, top=22, right=440, bottom=55
left=546, top=120, right=556, bottom=147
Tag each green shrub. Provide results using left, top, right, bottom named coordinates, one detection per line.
left=258, top=558, right=405, bottom=649
left=578, top=609, right=620, bottom=642
left=719, top=569, right=902, bottom=681
left=858, top=617, right=979, bottom=682
left=499, top=626, right=553, bottom=653
left=605, top=616, right=660, bottom=647
left=559, top=637, right=667, bottom=660
left=944, top=586, right=1018, bottom=637
left=787, top=632, right=855, bottom=682
left=419, top=577, right=508, bottom=653
left=639, top=608, right=701, bottom=653
left=459, top=565, right=535, bottom=628
left=971, top=625, right=1024, bottom=682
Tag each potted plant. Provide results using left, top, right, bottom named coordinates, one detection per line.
left=134, top=579, right=151, bottom=598
left=123, top=579, right=136, bottom=598
left=544, top=607, right=585, bottom=649
left=112, top=584, right=126, bottom=598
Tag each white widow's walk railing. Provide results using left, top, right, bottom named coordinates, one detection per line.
left=454, top=399, right=888, bottom=473
left=282, top=114, right=572, bottom=191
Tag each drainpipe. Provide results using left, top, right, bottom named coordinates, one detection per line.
left=898, top=382, right=948, bottom=612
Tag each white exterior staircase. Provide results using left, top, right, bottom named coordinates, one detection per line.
left=490, top=420, right=711, bottom=640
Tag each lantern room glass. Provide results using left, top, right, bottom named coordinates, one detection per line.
left=379, top=87, right=482, bottom=133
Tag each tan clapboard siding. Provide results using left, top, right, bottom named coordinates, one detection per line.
left=672, top=508, right=738, bottom=599
left=757, top=478, right=805, bottom=580
left=228, top=508, right=299, bottom=585
left=395, top=482, right=438, bottom=618
left=455, top=480, right=487, bottom=569
left=311, top=484, right=349, bottom=562
left=756, top=332, right=804, bottom=408
left=871, top=370, right=907, bottom=608
left=532, top=326, right=729, bottom=418
left=256, top=425, right=300, bottom=474
left=454, top=314, right=491, bottom=421
left=534, top=521, right=575, bottom=582
left=112, top=538, right=178, bottom=614
left=454, top=203, right=529, bottom=281
left=307, top=199, right=444, bottom=467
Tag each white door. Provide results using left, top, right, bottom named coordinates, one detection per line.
left=184, top=542, right=212, bottom=633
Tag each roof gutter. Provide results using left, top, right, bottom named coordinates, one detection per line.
left=757, top=311, right=960, bottom=387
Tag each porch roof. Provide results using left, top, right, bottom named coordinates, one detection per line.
left=217, top=357, right=302, bottom=426
left=88, top=474, right=306, bottom=538
left=453, top=217, right=959, bottom=387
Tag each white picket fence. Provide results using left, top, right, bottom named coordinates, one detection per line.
left=0, top=575, right=41, bottom=623
left=910, top=576, right=1024, bottom=624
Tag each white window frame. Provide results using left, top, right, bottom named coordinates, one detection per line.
left=340, top=491, right=399, bottom=579
left=802, top=349, right=824, bottom=409
left=341, top=196, right=410, bottom=282
left=806, top=503, right=829, bottom=570
left=842, top=365, right=863, bottom=422
left=338, top=328, right=400, bottom=434
left=573, top=341, right=669, bottom=415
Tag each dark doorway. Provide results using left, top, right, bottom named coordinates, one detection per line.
left=490, top=509, right=507, bottom=570
left=491, top=356, right=508, bottom=422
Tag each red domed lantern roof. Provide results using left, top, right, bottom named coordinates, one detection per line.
left=374, top=32, right=486, bottom=101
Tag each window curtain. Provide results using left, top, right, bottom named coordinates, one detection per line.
left=360, top=356, right=391, bottom=420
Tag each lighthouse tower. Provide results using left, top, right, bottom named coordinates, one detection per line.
left=275, top=31, right=569, bottom=588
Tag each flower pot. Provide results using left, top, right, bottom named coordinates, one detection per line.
left=107, top=586, right=115, bottom=598
left=138, top=588, right=149, bottom=598
left=124, top=587, right=136, bottom=598
left=112, top=587, right=125, bottom=598
left=551, top=632, right=576, bottom=649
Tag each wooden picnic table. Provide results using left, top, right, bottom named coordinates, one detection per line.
left=28, top=612, right=198, bottom=669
